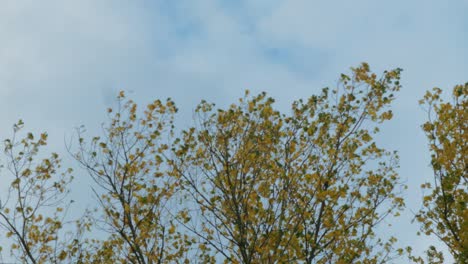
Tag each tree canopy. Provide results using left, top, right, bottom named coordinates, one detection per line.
left=414, top=83, right=467, bottom=263
left=0, top=64, right=466, bottom=263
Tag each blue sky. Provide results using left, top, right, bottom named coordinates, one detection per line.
left=1, top=0, right=467, bottom=261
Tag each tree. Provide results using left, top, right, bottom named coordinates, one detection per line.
left=72, top=92, right=193, bottom=263
left=415, top=83, right=467, bottom=263
left=0, top=120, right=77, bottom=263
left=171, top=63, right=406, bottom=263
left=1, top=63, right=411, bottom=263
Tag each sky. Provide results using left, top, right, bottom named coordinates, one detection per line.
left=0, top=0, right=467, bottom=262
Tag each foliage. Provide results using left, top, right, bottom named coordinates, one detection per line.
left=0, top=120, right=76, bottom=263
left=8, top=63, right=465, bottom=263
left=171, top=63, right=406, bottom=263
left=415, top=83, right=468, bottom=263
left=72, top=92, right=193, bottom=263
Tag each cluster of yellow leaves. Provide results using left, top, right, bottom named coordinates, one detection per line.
left=72, top=95, right=193, bottom=264
left=415, top=83, right=468, bottom=263
left=171, top=63, right=406, bottom=263
left=0, top=120, right=75, bottom=264
left=4, top=64, right=464, bottom=264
